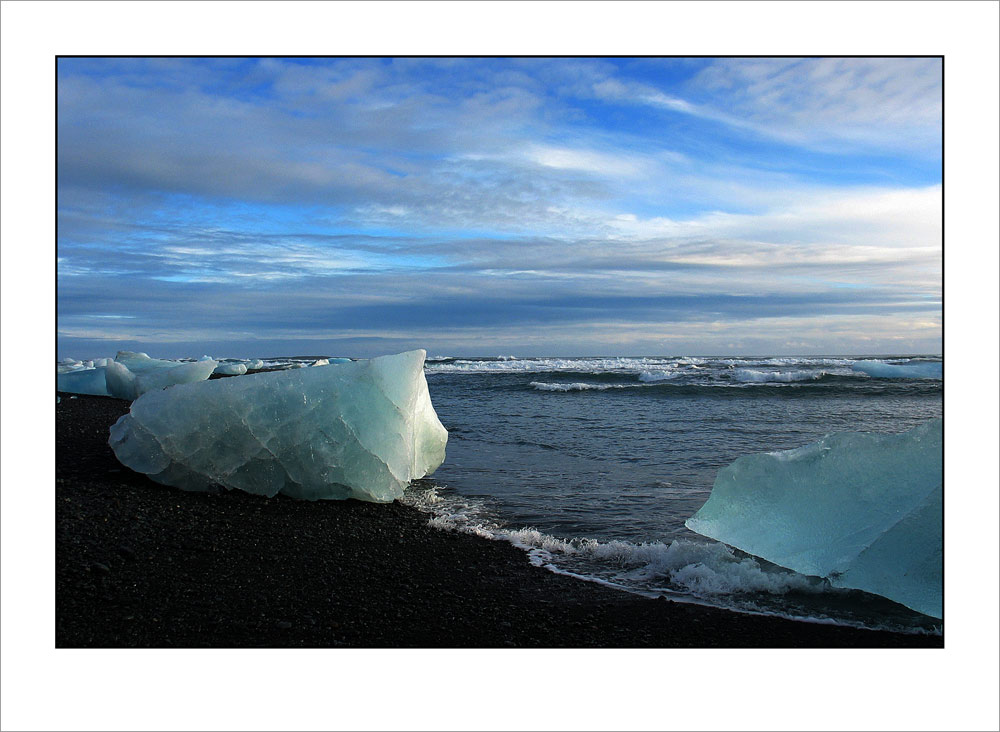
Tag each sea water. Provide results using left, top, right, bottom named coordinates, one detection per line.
left=406, top=354, right=943, bottom=634
left=68, top=352, right=943, bottom=633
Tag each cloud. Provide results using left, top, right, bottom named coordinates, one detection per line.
left=591, top=57, right=941, bottom=154
left=56, top=58, right=941, bottom=357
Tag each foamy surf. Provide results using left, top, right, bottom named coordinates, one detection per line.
left=398, top=481, right=943, bottom=634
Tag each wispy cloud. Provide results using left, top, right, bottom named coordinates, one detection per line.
left=590, top=57, right=941, bottom=155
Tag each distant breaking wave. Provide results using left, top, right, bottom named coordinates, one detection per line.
left=530, top=381, right=637, bottom=392
left=423, top=355, right=941, bottom=379
left=731, top=369, right=827, bottom=383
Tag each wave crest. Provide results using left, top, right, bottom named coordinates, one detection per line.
left=731, top=369, right=826, bottom=383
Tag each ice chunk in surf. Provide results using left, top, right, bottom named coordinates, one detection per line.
left=685, top=420, right=942, bottom=618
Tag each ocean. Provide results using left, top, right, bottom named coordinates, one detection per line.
left=61, top=350, right=944, bottom=634
left=402, top=354, right=943, bottom=634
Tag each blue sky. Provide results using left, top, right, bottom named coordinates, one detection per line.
left=57, top=57, right=942, bottom=358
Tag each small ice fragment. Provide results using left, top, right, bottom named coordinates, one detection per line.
left=105, top=358, right=218, bottom=400
left=57, top=367, right=111, bottom=396
left=214, top=362, right=248, bottom=376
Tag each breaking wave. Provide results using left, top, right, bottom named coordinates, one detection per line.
left=638, top=370, right=679, bottom=382
left=425, top=356, right=942, bottom=391
left=402, top=483, right=825, bottom=600
left=530, top=381, right=636, bottom=392
left=401, top=481, right=941, bottom=634
left=731, top=369, right=827, bottom=383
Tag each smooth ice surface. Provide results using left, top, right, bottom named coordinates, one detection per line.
left=109, top=349, right=448, bottom=502
left=57, top=367, right=111, bottom=396
left=685, top=419, right=942, bottom=618
left=851, top=360, right=942, bottom=379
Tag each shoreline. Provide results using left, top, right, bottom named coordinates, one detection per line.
left=56, top=393, right=942, bottom=648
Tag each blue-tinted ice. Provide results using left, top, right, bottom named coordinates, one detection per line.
left=108, top=350, right=448, bottom=502
left=851, top=360, right=942, bottom=379
left=685, top=419, right=942, bottom=618
left=57, top=351, right=217, bottom=399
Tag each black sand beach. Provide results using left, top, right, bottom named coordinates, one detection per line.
left=56, top=393, right=942, bottom=648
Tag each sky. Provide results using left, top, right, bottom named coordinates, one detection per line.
left=56, top=56, right=942, bottom=358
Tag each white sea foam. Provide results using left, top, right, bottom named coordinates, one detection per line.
left=401, top=483, right=826, bottom=600
left=425, top=357, right=679, bottom=375
left=423, top=355, right=873, bottom=378
left=719, top=357, right=855, bottom=367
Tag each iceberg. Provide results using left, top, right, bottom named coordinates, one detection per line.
left=685, top=419, right=942, bottom=618
left=58, top=354, right=218, bottom=398
left=104, top=361, right=138, bottom=399
left=214, top=362, right=248, bottom=376
left=140, top=360, right=217, bottom=393
left=115, top=350, right=179, bottom=373
left=57, top=367, right=111, bottom=396
left=105, top=359, right=218, bottom=400
left=108, top=349, right=448, bottom=502
left=852, top=360, right=942, bottom=379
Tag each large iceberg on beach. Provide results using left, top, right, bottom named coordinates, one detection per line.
left=108, top=349, right=448, bottom=502
left=685, top=419, right=942, bottom=618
